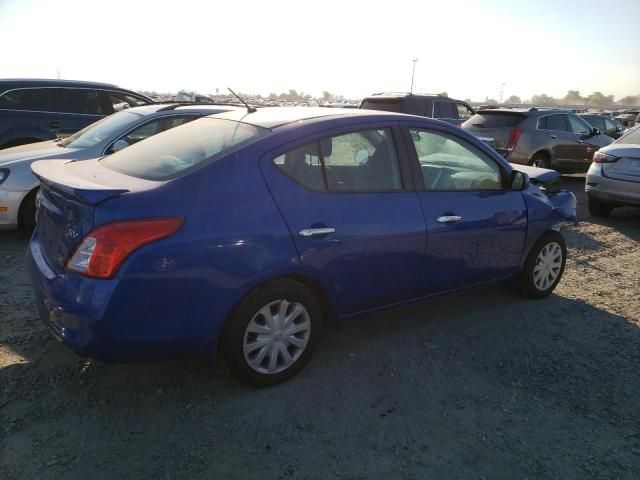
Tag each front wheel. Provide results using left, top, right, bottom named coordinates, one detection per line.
left=517, top=231, right=566, bottom=299
left=222, top=279, right=322, bottom=387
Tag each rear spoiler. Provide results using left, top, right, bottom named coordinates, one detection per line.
left=31, top=160, right=129, bottom=204
left=513, top=165, right=561, bottom=187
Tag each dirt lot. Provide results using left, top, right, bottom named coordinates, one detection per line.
left=1, top=176, right=639, bottom=480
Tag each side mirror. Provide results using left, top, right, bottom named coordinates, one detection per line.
left=591, top=127, right=601, bottom=136
left=511, top=170, right=529, bottom=191
left=109, top=139, right=129, bottom=153
left=355, top=149, right=369, bottom=165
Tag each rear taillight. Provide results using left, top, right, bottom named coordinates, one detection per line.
left=593, top=151, right=619, bottom=164
left=66, top=218, right=183, bottom=279
left=507, top=128, right=523, bottom=151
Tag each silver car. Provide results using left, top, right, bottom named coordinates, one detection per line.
left=0, top=103, right=241, bottom=229
left=586, top=126, right=640, bottom=216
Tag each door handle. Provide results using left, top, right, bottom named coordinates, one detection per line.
left=550, top=135, right=557, bottom=139
left=48, top=121, right=60, bottom=130
left=437, top=215, right=462, bottom=224
left=298, top=227, right=336, bottom=237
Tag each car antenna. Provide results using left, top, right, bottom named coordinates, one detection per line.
left=227, top=88, right=256, bottom=113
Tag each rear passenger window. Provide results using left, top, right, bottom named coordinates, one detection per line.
left=272, top=129, right=403, bottom=192
left=273, top=142, right=324, bottom=191
left=434, top=101, right=455, bottom=119
left=539, top=114, right=568, bottom=132
left=324, top=130, right=402, bottom=191
left=51, top=89, right=103, bottom=115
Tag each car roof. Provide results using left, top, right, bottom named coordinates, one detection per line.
left=125, top=103, right=245, bottom=116
left=476, top=107, right=569, bottom=116
left=0, top=78, right=119, bottom=89
left=210, top=106, right=408, bottom=129
left=363, top=92, right=452, bottom=100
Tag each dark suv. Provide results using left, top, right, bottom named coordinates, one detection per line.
left=461, top=108, right=613, bottom=171
left=360, top=93, right=475, bottom=125
left=0, top=79, right=153, bottom=149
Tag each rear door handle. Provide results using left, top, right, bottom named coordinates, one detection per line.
left=550, top=135, right=557, bottom=139
left=298, top=227, right=335, bottom=237
left=437, top=215, right=462, bottom=224
left=48, top=121, right=60, bottom=130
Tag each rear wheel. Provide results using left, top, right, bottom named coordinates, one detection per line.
left=588, top=197, right=614, bottom=217
left=529, top=153, right=551, bottom=169
left=517, top=231, right=566, bottom=299
left=222, top=279, right=322, bottom=387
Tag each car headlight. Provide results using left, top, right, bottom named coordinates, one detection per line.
left=0, top=168, right=9, bottom=185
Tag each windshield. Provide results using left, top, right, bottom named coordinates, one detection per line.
left=60, top=111, right=142, bottom=148
left=101, top=117, right=270, bottom=180
left=618, top=125, right=640, bottom=145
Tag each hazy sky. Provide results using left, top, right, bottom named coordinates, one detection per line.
left=0, top=0, right=638, bottom=101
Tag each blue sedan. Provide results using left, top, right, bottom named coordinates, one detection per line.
left=27, top=107, right=577, bottom=386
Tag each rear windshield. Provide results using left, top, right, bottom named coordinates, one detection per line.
left=101, top=117, right=269, bottom=180
left=464, top=112, right=525, bottom=128
left=60, top=111, right=142, bottom=148
left=618, top=126, right=640, bottom=145
left=360, top=98, right=403, bottom=113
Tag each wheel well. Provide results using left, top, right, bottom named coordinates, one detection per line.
left=531, top=150, right=551, bottom=162
left=286, top=274, right=332, bottom=324
left=18, top=187, right=39, bottom=229
left=225, top=274, right=333, bottom=330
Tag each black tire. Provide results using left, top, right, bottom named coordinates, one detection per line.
left=517, top=231, right=566, bottom=299
left=588, top=196, right=614, bottom=217
left=529, top=152, right=551, bottom=169
left=222, top=278, right=322, bottom=387
left=19, top=189, right=38, bottom=232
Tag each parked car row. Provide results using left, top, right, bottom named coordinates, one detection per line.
left=1, top=77, right=635, bottom=387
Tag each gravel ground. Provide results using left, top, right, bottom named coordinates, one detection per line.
left=1, top=176, right=639, bottom=480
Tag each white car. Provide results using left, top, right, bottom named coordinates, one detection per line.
left=586, top=126, right=640, bottom=216
left=0, top=103, right=240, bottom=229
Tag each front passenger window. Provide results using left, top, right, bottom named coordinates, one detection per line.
left=410, top=129, right=502, bottom=191
left=567, top=115, right=593, bottom=135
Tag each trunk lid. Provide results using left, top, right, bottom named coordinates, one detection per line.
left=31, top=159, right=154, bottom=272
left=601, top=145, right=640, bottom=183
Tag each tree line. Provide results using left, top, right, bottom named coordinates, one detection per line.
left=479, top=90, right=639, bottom=108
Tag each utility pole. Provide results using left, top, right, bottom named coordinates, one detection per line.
left=499, top=82, right=505, bottom=103
left=410, top=58, right=418, bottom=94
